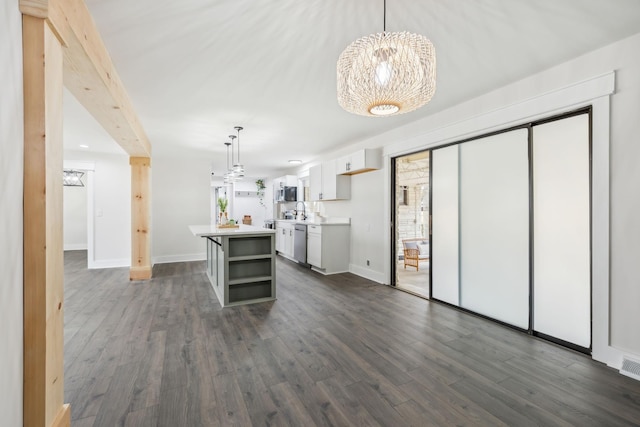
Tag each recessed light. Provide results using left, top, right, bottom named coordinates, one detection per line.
left=79, top=144, right=89, bottom=149
left=288, top=159, right=302, bottom=165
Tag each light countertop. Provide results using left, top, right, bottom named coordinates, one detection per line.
left=274, top=218, right=350, bottom=226
left=189, top=224, right=276, bottom=237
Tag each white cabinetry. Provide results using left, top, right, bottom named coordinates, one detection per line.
left=306, top=224, right=350, bottom=274
left=309, top=161, right=350, bottom=201
left=337, top=148, right=382, bottom=175
left=275, top=221, right=294, bottom=258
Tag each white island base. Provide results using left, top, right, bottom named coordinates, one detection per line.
left=190, top=225, right=276, bottom=307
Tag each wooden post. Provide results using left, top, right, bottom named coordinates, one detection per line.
left=22, top=13, right=70, bottom=427
left=130, top=157, right=152, bottom=280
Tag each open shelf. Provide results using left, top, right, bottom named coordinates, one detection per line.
left=228, top=275, right=273, bottom=286
left=228, top=236, right=272, bottom=258
left=228, top=281, right=272, bottom=303
left=228, top=258, right=271, bottom=281
left=227, top=254, right=272, bottom=262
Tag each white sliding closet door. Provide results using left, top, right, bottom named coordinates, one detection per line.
left=431, top=145, right=459, bottom=305
left=460, top=129, right=530, bottom=329
left=533, top=114, right=590, bottom=348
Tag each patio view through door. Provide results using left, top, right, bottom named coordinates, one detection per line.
left=392, top=150, right=431, bottom=298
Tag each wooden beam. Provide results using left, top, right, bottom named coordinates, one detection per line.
left=130, top=157, right=152, bottom=280
left=22, top=14, right=68, bottom=427
left=20, top=0, right=152, bottom=157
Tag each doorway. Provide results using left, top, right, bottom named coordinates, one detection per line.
left=392, top=150, right=431, bottom=298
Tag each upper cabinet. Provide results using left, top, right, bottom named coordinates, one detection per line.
left=309, top=161, right=350, bottom=201
left=337, top=148, right=382, bottom=175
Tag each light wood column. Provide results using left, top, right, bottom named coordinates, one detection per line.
left=22, top=14, right=70, bottom=427
left=130, top=157, right=152, bottom=280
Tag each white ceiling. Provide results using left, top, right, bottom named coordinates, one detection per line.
left=63, top=0, right=640, bottom=177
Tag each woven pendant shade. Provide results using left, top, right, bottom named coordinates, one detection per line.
left=337, top=31, right=436, bottom=117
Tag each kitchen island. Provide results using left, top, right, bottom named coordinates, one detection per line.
left=189, top=224, right=276, bottom=307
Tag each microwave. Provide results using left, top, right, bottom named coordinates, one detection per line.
left=276, top=186, right=297, bottom=202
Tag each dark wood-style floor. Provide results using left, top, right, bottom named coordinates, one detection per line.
left=63, top=250, right=640, bottom=426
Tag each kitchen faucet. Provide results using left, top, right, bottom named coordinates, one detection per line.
left=295, top=201, right=307, bottom=221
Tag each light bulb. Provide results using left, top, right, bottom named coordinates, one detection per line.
left=375, top=61, right=393, bottom=86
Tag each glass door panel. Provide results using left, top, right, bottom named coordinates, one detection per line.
left=394, top=150, right=430, bottom=298
left=459, top=129, right=530, bottom=329
left=533, top=114, right=591, bottom=348
left=431, top=145, right=459, bottom=305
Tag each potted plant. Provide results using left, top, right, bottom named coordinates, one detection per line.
left=217, top=197, right=228, bottom=224
left=256, top=178, right=266, bottom=207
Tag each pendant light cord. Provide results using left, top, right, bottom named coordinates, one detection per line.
left=383, top=0, right=386, bottom=32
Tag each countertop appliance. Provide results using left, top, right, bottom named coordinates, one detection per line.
left=294, top=223, right=307, bottom=264
left=276, top=186, right=297, bottom=202
left=264, top=219, right=275, bottom=229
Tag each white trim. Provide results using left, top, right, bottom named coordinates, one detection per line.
left=152, top=253, right=206, bottom=264
left=86, top=170, right=96, bottom=269
left=381, top=72, right=615, bottom=367
left=63, top=160, right=98, bottom=270
left=88, top=258, right=130, bottom=269
left=349, top=263, right=386, bottom=284
left=63, top=244, right=87, bottom=251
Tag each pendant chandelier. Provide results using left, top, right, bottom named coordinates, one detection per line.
left=63, top=169, right=85, bottom=187
left=232, top=126, right=245, bottom=178
left=337, top=0, right=436, bottom=117
left=223, top=137, right=237, bottom=184
left=221, top=125, right=246, bottom=183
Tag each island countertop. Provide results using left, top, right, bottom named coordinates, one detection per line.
left=189, top=224, right=276, bottom=237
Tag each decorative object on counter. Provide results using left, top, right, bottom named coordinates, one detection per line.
left=217, top=223, right=239, bottom=229
left=217, top=197, right=228, bottom=224
left=256, top=178, right=266, bottom=207
left=63, top=169, right=84, bottom=187
left=243, top=215, right=252, bottom=225
left=337, top=0, right=436, bottom=117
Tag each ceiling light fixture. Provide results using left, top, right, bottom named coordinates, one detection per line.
left=63, top=170, right=85, bottom=187
left=337, top=0, right=436, bottom=117
left=232, top=126, right=245, bottom=179
left=288, top=160, right=302, bottom=165
left=223, top=139, right=237, bottom=184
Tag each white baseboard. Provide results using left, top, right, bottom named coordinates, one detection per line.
left=88, top=258, right=130, bottom=269
left=152, top=253, right=206, bottom=264
left=64, top=243, right=87, bottom=251
left=349, top=263, right=387, bottom=284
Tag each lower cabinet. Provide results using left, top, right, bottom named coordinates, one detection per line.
left=275, top=221, right=294, bottom=259
left=306, top=224, right=350, bottom=274
left=205, top=234, right=276, bottom=307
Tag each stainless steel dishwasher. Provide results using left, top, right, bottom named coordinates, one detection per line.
left=293, top=223, right=307, bottom=264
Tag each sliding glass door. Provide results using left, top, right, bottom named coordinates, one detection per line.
left=392, top=151, right=431, bottom=298
left=430, top=110, right=591, bottom=351
left=532, top=114, right=591, bottom=348
left=459, top=129, right=530, bottom=329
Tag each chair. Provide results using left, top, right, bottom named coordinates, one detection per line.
left=402, top=238, right=429, bottom=271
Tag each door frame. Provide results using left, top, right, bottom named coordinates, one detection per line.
left=390, top=149, right=433, bottom=297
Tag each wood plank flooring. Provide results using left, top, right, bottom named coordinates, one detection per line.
left=63, top=250, right=640, bottom=426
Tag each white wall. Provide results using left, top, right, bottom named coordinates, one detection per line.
left=64, top=151, right=131, bottom=267
left=302, top=31, right=640, bottom=361
left=63, top=177, right=88, bottom=250
left=152, top=155, right=211, bottom=263
left=231, top=178, right=270, bottom=227
left=0, top=2, right=23, bottom=425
